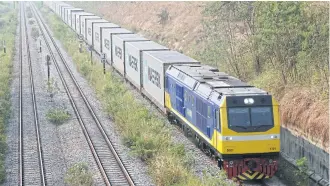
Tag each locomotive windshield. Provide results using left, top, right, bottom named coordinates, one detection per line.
left=228, top=107, right=273, bottom=132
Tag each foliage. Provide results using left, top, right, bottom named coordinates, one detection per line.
left=28, top=19, right=35, bottom=25
left=46, top=108, right=70, bottom=125
left=199, top=2, right=328, bottom=99
left=0, top=3, right=16, bottom=183
left=295, top=157, right=309, bottom=186
left=31, top=26, right=39, bottom=41
left=41, top=6, right=233, bottom=186
left=64, top=163, right=93, bottom=186
left=157, top=8, right=169, bottom=25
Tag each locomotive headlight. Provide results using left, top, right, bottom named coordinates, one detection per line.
left=225, top=136, right=232, bottom=141
left=244, top=98, right=254, bottom=105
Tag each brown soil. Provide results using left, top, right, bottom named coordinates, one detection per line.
left=68, top=1, right=329, bottom=152
left=280, top=88, right=329, bottom=151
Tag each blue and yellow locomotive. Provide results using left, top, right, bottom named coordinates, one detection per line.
left=165, top=64, right=280, bottom=180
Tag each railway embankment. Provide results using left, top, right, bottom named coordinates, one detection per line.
left=69, top=2, right=329, bottom=185
left=39, top=4, right=237, bottom=186
left=0, top=2, right=17, bottom=184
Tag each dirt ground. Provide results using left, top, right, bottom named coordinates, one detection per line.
left=68, top=1, right=329, bottom=152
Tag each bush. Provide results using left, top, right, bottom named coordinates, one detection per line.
left=157, top=8, right=169, bottom=25
left=31, top=26, right=39, bottom=40
left=64, top=163, right=93, bottom=186
left=28, top=19, right=35, bottom=25
left=295, top=157, right=309, bottom=186
left=46, top=108, right=70, bottom=125
left=26, top=11, right=32, bottom=19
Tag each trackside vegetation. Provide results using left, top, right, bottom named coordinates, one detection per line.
left=40, top=6, right=234, bottom=186
left=0, top=2, right=17, bottom=183
left=65, top=163, right=93, bottom=186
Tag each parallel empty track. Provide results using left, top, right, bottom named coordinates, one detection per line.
left=30, top=3, right=135, bottom=186
left=19, top=2, right=46, bottom=186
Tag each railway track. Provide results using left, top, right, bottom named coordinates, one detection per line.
left=30, top=3, right=135, bottom=186
left=19, top=2, right=46, bottom=186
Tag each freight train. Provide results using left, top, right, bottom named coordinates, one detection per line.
left=44, top=1, right=280, bottom=180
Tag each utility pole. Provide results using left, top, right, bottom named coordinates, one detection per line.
left=46, top=55, right=51, bottom=81
left=39, top=39, right=42, bottom=53
left=3, top=40, right=6, bottom=54
left=101, top=53, right=106, bottom=74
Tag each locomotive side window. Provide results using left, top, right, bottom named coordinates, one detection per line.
left=207, top=106, right=211, bottom=118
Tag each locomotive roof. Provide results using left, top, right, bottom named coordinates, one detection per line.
left=167, top=64, right=267, bottom=102
left=144, top=51, right=199, bottom=64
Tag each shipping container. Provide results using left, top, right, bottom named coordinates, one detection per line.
left=75, top=13, right=95, bottom=35
left=112, top=34, right=149, bottom=76
left=86, top=19, right=108, bottom=46
left=80, top=16, right=101, bottom=40
left=62, top=7, right=72, bottom=23
left=124, top=41, right=169, bottom=90
left=66, top=8, right=83, bottom=27
left=141, top=51, right=200, bottom=111
left=101, top=28, right=132, bottom=64
left=60, top=5, right=72, bottom=21
left=72, top=12, right=93, bottom=32
left=93, top=23, right=120, bottom=55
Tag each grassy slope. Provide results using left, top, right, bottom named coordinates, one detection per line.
left=0, top=2, right=17, bottom=183
left=40, top=6, right=234, bottom=186
left=69, top=2, right=329, bottom=152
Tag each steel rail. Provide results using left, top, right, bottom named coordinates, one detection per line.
left=31, top=4, right=135, bottom=186
left=20, top=2, right=47, bottom=186
left=18, top=3, right=23, bottom=185
left=30, top=3, right=113, bottom=186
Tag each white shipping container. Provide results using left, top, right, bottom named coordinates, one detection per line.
left=86, top=19, right=108, bottom=46
left=124, top=41, right=169, bottom=90
left=93, top=23, right=120, bottom=55
left=61, top=5, right=72, bottom=21
left=74, top=12, right=94, bottom=35
left=101, top=28, right=132, bottom=64
left=141, top=51, right=200, bottom=111
left=80, top=16, right=101, bottom=40
left=63, top=7, right=72, bottom=23
left=112, top=34, right=149, bottom=76
left=66, top=8, right=83, bottom=27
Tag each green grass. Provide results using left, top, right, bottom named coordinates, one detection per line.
left=40, top=6, right=234, bottom=186
left=46, top=108, right=70, bottom=125
left=64, top=163, right=93, bottom=186
left=0, top=3, right=17, bottom=184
